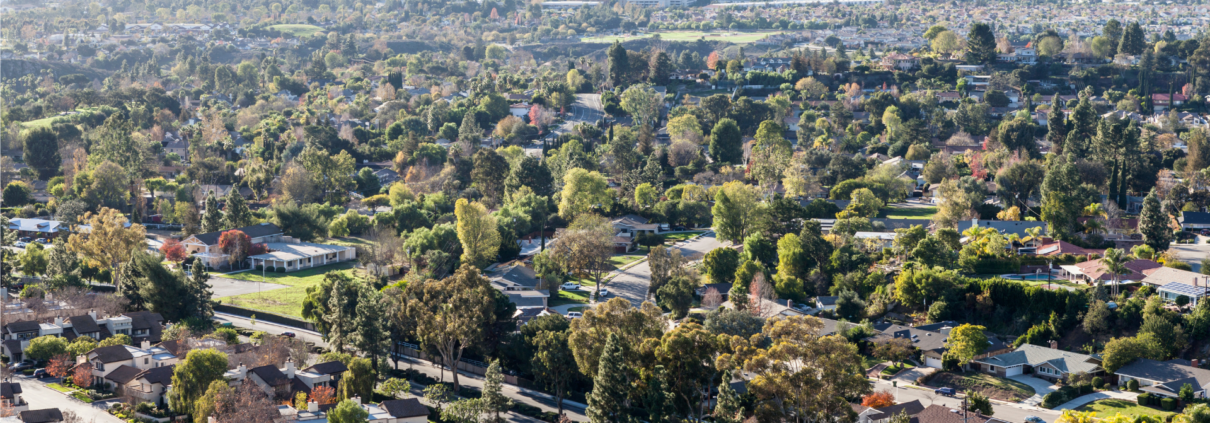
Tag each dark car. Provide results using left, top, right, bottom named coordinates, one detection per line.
left=11, top=361, right=36, bottom=372
left=934, top=387, right=956, bottom=396
left=18, top=237, right=32, bottom=243
left=32, top=369, right=48, bottom=379
left=280, top=332, right=296, bottom=338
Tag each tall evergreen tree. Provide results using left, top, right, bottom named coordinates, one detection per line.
left=1064, top=96, right=1098, bottom=158
left=586, top=333, right=632, bottom=423
left=1102, top=19, right=1123, bottom=55
left=1046, top=95, right=1068, bottom=154
left=1118, top=22, right=1146, bottom=56
left=201, top=191, right=224, bottom=233
left=709, top=118, right=743, bottom=164
left=22, top=127, right=60, bottom=180
left=354, top=284, right=389, bottom=369
left=643, top=366, right=674, bottom=423
left=1139, top=188, right=1173, bottom=252
left=607, top=42, right=630, bottom=88
left=965, top=23, right=997, bottom=65
left=714, top=370, right=744, bottom=423
left=222, top=189, right=252, bottom=229
left=482, top=360, right=512, bottom=422
left=187, top=259, right=214, bottom=322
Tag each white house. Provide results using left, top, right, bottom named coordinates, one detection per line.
left=81, top=342, right=179, bottom=390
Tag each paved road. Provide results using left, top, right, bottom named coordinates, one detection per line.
left=15, top=376, right=124, bottom=422
left=554, top=93, right=605, bottom=137
left=1168, top=242, right=1210, bottom=272
left=873, top=379, right=1062, bottom=423
left=605, top=231, right=726, bottom=305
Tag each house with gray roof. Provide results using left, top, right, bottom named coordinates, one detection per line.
left=971, top=343, right=1102, bottom=381
left=1115, top=358, right=1210, bottom=399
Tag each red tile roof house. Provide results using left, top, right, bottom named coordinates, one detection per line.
left=1058, top=258, right=1162, bottom=286
left=1032, top=240, right=1103, bottom=257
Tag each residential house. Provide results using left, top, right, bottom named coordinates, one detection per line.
left=971, top=343, right=1103, bottom=380
left=283, top=396, right=428, bottom=423
left=1059, top=258, right=1162, bottom=286
left=880, top=53, right=918, bottom=71
left=611, top=215, right=661, bottom=235
left=857, top=400, right=926, bottom=423
left=1157, top=282, right=1208, bottom=307
left=871, top=321, right=1013, bottom=369
left=1141, top=267, right=1206, bottom=289
left=1151, top=93, right=1188, bottom=111
left=489, top=263, right=551, bottom=308
left=912, top=405, right=1007, bottom=423
left=815, top=296, right=838, bottom=311
left=119, top=365, right=175, bottom=407
left=854, top=232, right=896, bottom=248
left=998, top=47, right=1037, bottom=64
left=1181, top=212, right=1210, bottom=231
left=1, top=311, right=150, bottom=363
left=81, top=342, right=179, bottom=390
left=6, top=218, right=62, bottom=239
left=0, top=382, right=28, bottom=414
left=184, top=222, right=356, bottom=271
left=1115, top=358, right=1210, bottom=399
left=225, top=359, right=340, bottom=400
left=1030, top=240, right=1102, bottom=257
left=182, top=222, right=286, bottom=267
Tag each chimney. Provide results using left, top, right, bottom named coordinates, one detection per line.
left=352, top=395, right=361, bottom=405
left=238, top=363, right=247, bottom=378
left=787, top=300, right=793, bottom=309
left=54, top=317, right=63, bottom=326
left=307, top=400, right=318, bottom=412
left=88, top=310, right=97, bottom=320
left=284, top=358, right=296, bottom=379
left=141, top=340, right=151, bottom=350
left=1193, top=359, right=1201, bottom=368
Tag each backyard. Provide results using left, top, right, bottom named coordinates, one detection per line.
left=928, top=372, right=1036, bottom=402
left=216, top=261, right=358, bottom=318
left=580, top=30, right=785, bottom=44
left=1076, top=399, right=1175, bottom=419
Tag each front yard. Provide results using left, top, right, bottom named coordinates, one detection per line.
left=1076, top=399, right=1175, bottom=419
left=881, top=362, right=916, bottom=376
left=217, top=262, right=359, bottom=318
left=929, top=371, right=1037, bottom=402
left=662, top=231, right=707, bottom=243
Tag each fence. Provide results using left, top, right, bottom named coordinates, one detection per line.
left=213, top=304, right=317, bottom=331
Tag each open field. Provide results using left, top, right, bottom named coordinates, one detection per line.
left=1076, top=399, right=1175, bottom=420
left=20, top=108, right=105, bottom=128
left=217, top=262, right=357, bottom=317
left=271, top=24, right=325, bottom=37
left=581, top=30, right=784, bottom=44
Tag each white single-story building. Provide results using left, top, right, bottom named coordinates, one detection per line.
left=248, top=242, right=357, bottom=272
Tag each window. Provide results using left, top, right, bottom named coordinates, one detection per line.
left=144, top=358, right=149, bottom=365
left=96, top=362, right=104, bottom=371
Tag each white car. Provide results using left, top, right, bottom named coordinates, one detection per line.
left=13, top=241, right=26, bottom=248
left=566, top=312, right=583, bottom=319
left=597, top=288, right=610, bottom=297
left=560, top=283, right=582, bottom=290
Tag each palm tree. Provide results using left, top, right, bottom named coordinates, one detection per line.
left=1101, top=248, right=1130, bottom=298
left=1084, top=219, right=1106, bottom=235
left=1024, top=226, right=1044, bottom=249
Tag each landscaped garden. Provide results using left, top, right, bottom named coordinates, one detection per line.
left=928, top=371, right=1036, bottom=402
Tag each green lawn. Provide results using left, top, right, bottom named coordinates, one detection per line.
left=549, top=290, right=591, bottom=307
left=325, top=237, right=374, bottom=248
left=270, top=24, right=325, bottom=37
left=881, top=362, right=915, bottom=376
left=47, top=383, right=74, bottom=393
left=217, top=262, right=357, bottom=317
left=1076, top=399, right=1175, bottom=420
left=663, top=231, right=707, bottom=243
left=877, top=206, right=938, bottom=220
left=610, top=254, right=645, bottom=268
left=20, top=108, right=105, bottom=128
left=581, top=30, right=786, bottom=44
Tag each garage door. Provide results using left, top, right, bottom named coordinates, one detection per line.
left=1004, top=366, right=1023, bottom=377
left=925, top=357, right=943, bottom=369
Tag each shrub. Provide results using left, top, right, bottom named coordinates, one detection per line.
left=1138, top=393, right=1152, bottom=406
left=1092, top=377, right=1103, bottom=389
left=1161, top=398, right=1176, bottom=411
left=255, top=264, right=263, bottom=271
left=1079, top=383, right=1093, bottom=395
left=277, top=267, right=286, bottom=273
left=1127, top=379, right=1139, bottom=391
left=1042, top=392, right=1064, bottom=409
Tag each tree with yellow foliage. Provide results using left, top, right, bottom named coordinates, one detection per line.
left=67, top=208, right=146, bottom=294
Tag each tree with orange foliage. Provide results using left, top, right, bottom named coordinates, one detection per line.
left=310, top=385, right=336, bottom=405
left=47, top=354, right=73, bottom=379
left=160, top=238, right=188, bottom=263
left=707, top=51, right=720, bottom=70
left=72, top=363, right=92, bottom=388
left=862, top=391, right=895, bottom=408
left=490, top=7, right=499, bottom=19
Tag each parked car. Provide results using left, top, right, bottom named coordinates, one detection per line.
left=11, top=361, right=36, bottom=372
left=32, top=369, right=48, bottom=379
left=566, top=312, right=583, bottom=319
left=560, top=283, right=582, bottom=290
left=33, top=238, right=48, bottom=245
left=18, top=237, right=32, bottom=243
left=597, top=288, right=610, bottom=297
left=280, top=332, right=296, bottom=338
left=934, top=387, right=956, bottom=397
left=13, top=241, right=27, bottom=248
left=1025, top=417, right=1045, bottom=423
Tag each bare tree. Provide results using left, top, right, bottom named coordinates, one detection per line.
left=702, top=287, right=723, bottom=309
left=212, top=381, right=282, bottom=422
left=549, top=214, right=615, bottom=301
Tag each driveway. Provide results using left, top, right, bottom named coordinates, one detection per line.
left=1055, top=390, right=1138, bottom=410
left=1009, top=375, right=1059, bottom=406
left=605, top=232, right=724, bottom=305
left=1167, top=242, right=1210, bottom=272
left=18, top=376, right=124, bottom=422
left=893, top=367, right=936, bottom=384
